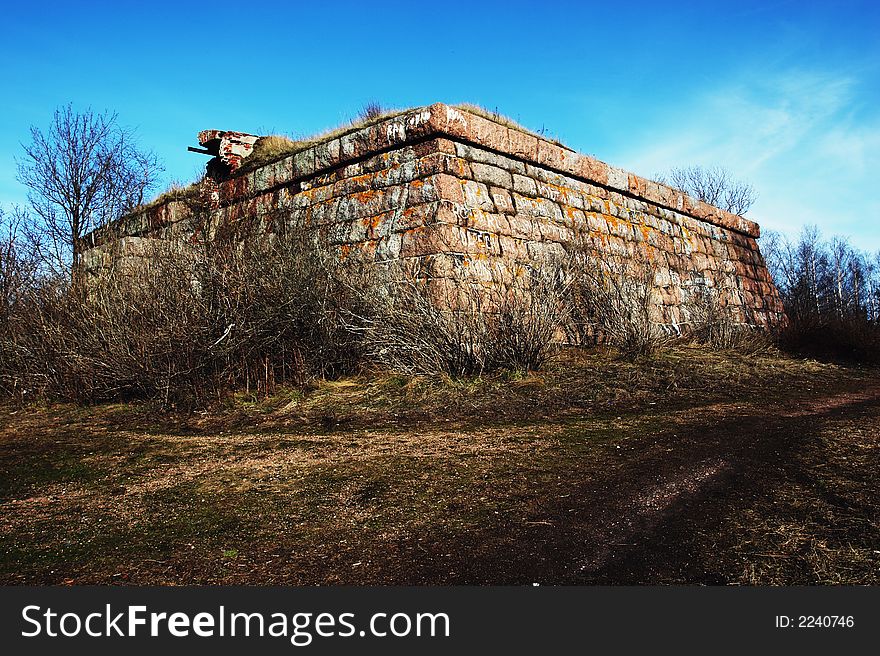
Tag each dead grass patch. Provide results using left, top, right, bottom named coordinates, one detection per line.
left=454, top=103, right=570, bottom=149
left=0, top=347, right=876, bottom=584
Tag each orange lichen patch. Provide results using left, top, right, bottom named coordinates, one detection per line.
left=353, top=190, right=374, bottom=203
left=362, top=214, right=386, bottom=238
left=411, top=179, right=425, bottom=188
left=354, top=240, right=378, bottom=258
left=451, top=159, right=470, bottom=177
left=347, top=173, right=374, bottom=188
left=465, top=181, right=491, bottom=204
left=627, top=173, right=649, bottom=197
left=545, top=182, right=571, bottom=205
left=338, top=243, right=351, bottom=259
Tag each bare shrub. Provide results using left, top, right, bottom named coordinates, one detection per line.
left=1, top=241, right=222, bottom=401
left=357, top=101, right=385, bottom=122
left=683, top=284, right=738, bottom=348
left=489, top=262, right=572, bottom=372
left=206, top=227, right=373, bottom=391
left=6, top=247, right=212, bottom=401
left=0, top=207, right=38, bottom=327
left=683, top=284, right=771, bottom=352
left=0, top=223, right=373, bottom=403
left=567, top=249, right=664, bottom=357
left=359, top=276, right=489, bottom=377
left=359, top=259, right=571, bottom=377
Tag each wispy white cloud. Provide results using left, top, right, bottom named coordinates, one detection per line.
left=612, top=67, right=880, bottom=251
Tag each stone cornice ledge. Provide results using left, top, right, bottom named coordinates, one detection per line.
left=417, top=103, right=759, bottom=238
left=233, top=103, right=759, bottom=238
left=92, top=103, right=760, bottom=247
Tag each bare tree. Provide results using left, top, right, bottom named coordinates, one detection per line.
left=16, top=104, right=162, bottom=280
left=657, top=165, right=757, bottom=215
left=0, top=206, right=38, bottom=325
left=764, top=226, right=879, bottom=318
left=869, top=252, right=880, bottom=322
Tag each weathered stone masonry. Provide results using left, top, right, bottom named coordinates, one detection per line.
left=82, top=103, right=786, bottom=330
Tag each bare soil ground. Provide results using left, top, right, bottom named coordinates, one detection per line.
left=1, top=346, right=877, bottom=585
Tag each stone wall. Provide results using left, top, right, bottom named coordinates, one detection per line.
left=82, top=103, right=786, bottom=331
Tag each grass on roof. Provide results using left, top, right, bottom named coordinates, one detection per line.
left=240, top=103, right=570, bottom=174
left=453, top=103, right=570, bottom=150
left=238, top=107, right=411, bottom=174
left=245, top=134, right=301, bottom=170
left=138, top=181, right=201, bottom=212
left=143, top=103, right=571, bottom=205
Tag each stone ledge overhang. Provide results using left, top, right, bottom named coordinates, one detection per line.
left=220, top=103, right=760, bottom=238
left=416, top=104, right=759, bottom=238
left=85, top=103, right=761, bottom=248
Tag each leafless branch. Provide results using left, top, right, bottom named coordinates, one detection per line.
left=16, top=104, right=163, bottom=281
left=657, top=165, right=757, bottom=215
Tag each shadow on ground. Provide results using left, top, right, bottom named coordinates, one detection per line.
left=0, top=350, right=877, bottom=585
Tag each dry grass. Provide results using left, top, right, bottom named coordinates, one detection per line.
left=235, top=107, right=411, bottom=175
left=454, top=103, right=570, bottom=149
left=213, top=345, right=842, bottom=431
left=137, top=180, right=201, bottom=212
left=245, top=134, right=301, bottom=169
left=0, top=346, right=876, bottom=585
left=708, top=394, right=880, bottom=585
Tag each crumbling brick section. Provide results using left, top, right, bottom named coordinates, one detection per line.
left=197, top=129, right=260, bottom=178
left=82, top=103, right=786, bottom=331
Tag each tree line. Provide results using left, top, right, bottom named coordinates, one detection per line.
left=760, top=227, right=880, bottom=360
left=762, top=227, right=880, bottom=324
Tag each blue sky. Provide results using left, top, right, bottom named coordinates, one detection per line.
left=2, top=0, right=878, bottom=249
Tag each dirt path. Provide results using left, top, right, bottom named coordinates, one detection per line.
left=376, top=383, right=880, bottom=584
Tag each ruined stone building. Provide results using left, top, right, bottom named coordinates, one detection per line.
left=82, top=103, right=785, bottom=331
